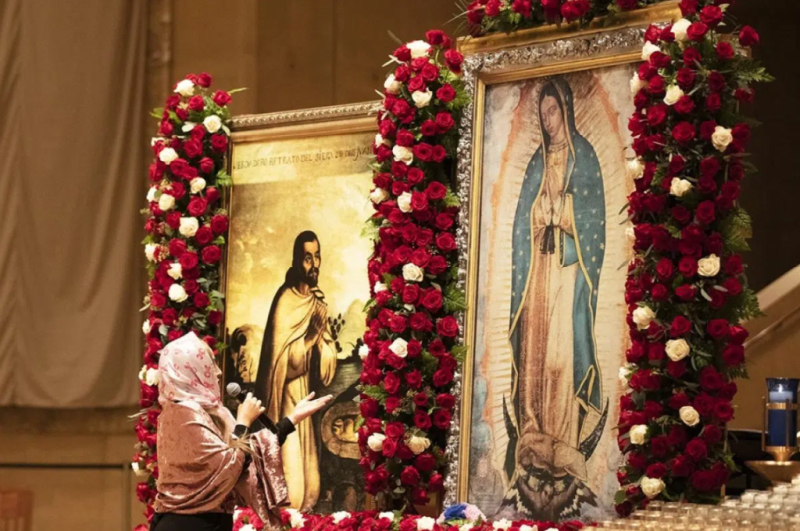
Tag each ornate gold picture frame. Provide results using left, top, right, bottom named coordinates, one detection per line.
left=222, top=102, right=379, bottom=513
left=447, top=3, right=681, bottom=521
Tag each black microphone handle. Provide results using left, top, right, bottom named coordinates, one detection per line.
left=230, top=392, right=277, bottom=432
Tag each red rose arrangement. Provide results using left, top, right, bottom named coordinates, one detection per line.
left=463, top=0, right=669, bottom=35
left=135, top=72, right=234, bottom=523
left=358, top=30, right=468, bottom=510
left=616, top=2, right=771, bottom=515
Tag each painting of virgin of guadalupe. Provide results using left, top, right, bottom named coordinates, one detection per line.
left=465, top=66, right=636, bottom=522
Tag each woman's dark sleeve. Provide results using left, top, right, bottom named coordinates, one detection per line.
left=233, top=417, right=295, bottom=446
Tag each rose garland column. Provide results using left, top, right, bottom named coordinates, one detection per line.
left=615, top=2, right=770, bottom=514
left=134, top=73, right=235, bottom=526
left=357, top=30, right=469, bottom=511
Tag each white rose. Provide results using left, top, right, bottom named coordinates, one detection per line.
left=181, top=121, right=197, bottom=133
left=492, top=519, right=512, bottom=531
left=412, top=89, right=433, bottom=109
left=374, top=282, right=387, bottom=293
left=370, top=188, right=390, bottom=204
left=138, top=365, right=148, bottom=382
left=393, top=145, right=414, bottom=165
left=240, top=525, right=255, bottom=531
left=625, top=226, right=636, bottom=242
left=670, top=178, right=693, bottom=197
left=407, top=40, right=431, bottom=59
left=630, top=424, right=649, bottom=445
left=158, top=147, right=178, bottom=165
left=397, top=191, right=413, bottom=212
left=379, top=512, right=395, bottom=522
left=174, top=78, right=195, bottom=97
left=358, top=344, right=370, bottom=360
left=407, top=435, right=431, bottom=455
left=145, top=367, right=160, bottom=387
left=367, top=433, right=386, bottom=452
left=402, top=263, right=425, bottom=282
left=146, top=187, right=158, bottom=202
left=626, top=158, right=643, bottom=178
left=143, top=319, right=152, bottom=335
left=384, top=74, right=402, bottom=94
left=641, top=477, right=666, bottom=499
left=203, top=114, right=222, bottom=133
left=664, top=85, right=684, bottom=106
left=417, top=517, right=436, bottom=531
left=460, top=525, right=474, bottom=531
left=389, top=338, right=408, bottom=358
left=698, top=254, right=721, bottom=277
left=672, top=18, right=692, bottom=42
left=630, top=72, right=647, bottom=95
left=179, top=217, right=199, bottom=237
left=168, top=283, right=188, bottom=303
left=332, top=512, right=351, bottom=524
left=712, top=126, right=734, bottom=152
left=642, top=42, right=661, bottom=61
left=619, top=366, right=630, bottom=383
left=158, top=193, right=175, bottom=211
left=666, top=339, right=691, bottom=362
left=519, top=525, right=537, bottom=531
left=144, top=243, right=158, bottom=263
left=167, top=262, right=183, bottom=280
left=375, top=133, right=390, bottom=147
left=680, top=405, right=700, bottom=426
left=632, top=306, right=656, bottom=331
left=287, top=509, right=305, bottom=529
left=190, top=177, right=206, bottom=194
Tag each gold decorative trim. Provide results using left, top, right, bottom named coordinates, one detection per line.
left=231, top=101, right=382, bottom=134
left=450, top=3, right=681, bottom=507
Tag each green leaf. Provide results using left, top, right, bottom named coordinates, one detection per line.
left=614, top=490, right=628, bottom=505
left=443, top=186, right=461, bottom=208
left=443, top=283, right=467, bottom=313
left=227, top=87, right=248, bottom=95
left=150, top=107, right=165, bottom=119
left=719, top=207, right=752, bottom=252
left=361, top=219, right=381, bottom=242
left=210, top=290, right=225, bottom=300
left=451, top=345, right=467, bottom=363
left=216, top=170, right=233, bottom=187
left=361, top=385, right=387, bottom=401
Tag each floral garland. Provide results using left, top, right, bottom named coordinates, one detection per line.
left=357, top=30, right=469, bottom=510
left=133, top=72, right=235, bottom=526
left=232, top=504, right=585, bottom=531
left=462, top=0, right=669, bottom=34
left=614, top=1, right=770, bottom=516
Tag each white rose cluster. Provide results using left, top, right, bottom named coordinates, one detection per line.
left=407, top=435, right=431, bottom=455
left=629, top=424, right=649, bottom=445
left=632, top=306, right=656, bottom=330
left=641, top=477, right=666, bottom=499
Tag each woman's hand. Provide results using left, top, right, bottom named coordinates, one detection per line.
left=288, top=392, right=333, bottom=425
left=236, top=392, right=265, bottom=427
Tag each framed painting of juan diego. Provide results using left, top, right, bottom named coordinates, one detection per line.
left=452, top=3, right=680, bottom=523
left=222, top=102, right=379, bottom=514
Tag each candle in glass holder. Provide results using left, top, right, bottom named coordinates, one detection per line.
left=766, top=378, right=799, bottom=448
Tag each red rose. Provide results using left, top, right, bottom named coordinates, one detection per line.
left=429, top=473, right=444, bottom=492
left=695, top=200, right=715, bottom=225
left=655, top=258, right=674, bottom=280
left=433, top=409, right=451, bottom=429
left=714, top=401, right=734, bottom=422
left=415, top=453, right=437, bottom=472
left=437, top=316, right=459, bottom=337
left=384, top=373, right=400, bottom=394
left=179, top=252, right=199, bottom=270
left=408, top=75, right=426, bottom=93
left=413, top=392, right=428, bottom=408
left=651, top=284, right=669, bottom=302
left=168, top=239, right=187, bottom=258
left=409, top=313, right=432, bottom=332
left=436, top=112, right=455, bottom=133
left=402, top=284, right=420, bottom=305
left=687, top=22, right=708, bottom=41
left=671, top=121, right=695, bottom=144
left=646, top=104, right=668, bottom=128
left=405, top=168, right=423, bottom=186
left=724, top=255, right=743, bottom=275
left=716, top=42, right=735, bottom=61
left=700, top=5, right=723, bottom=25
left=676, top=68, right=696, bottom=89
left=433, top=368, right=453, bottom=387
left=627, top=451, right=646, bottom=471
left=420, top=120, right=438, bottom=137
left=720, top=381, right=738, bottom=400
left=436, top=393, right=455, bottom=410
left=683, top=47, right=702, bottom=68
left=413, top=143, right=434, bottom=162
left=700, top=367, right=723, bottom=391
left=183, top=139, right=202, bottom=159
left=671, top=455, right=694, bottom=477
left=679, top=0, right=698, bottom=15
left=414, top=411, right=432, bottom=430
left=192, top=291, right=209, bottom=309
left=407, top=340, right=422, bottom=358
left=410, top=191, right=429, bottom=212
left=209, top=215, right=228, bottom=235
left=648, top=74, right=665, bottom=95
left=436, top=232, right=457, bottom=252
left=194, top=226, right=213, bottom=246
left=735, top=87, right=755, bottom=103
left=400, top=466, right=420, bottom=486
left=195, top=72, right=212, bottom=88
left=212, top=90, right=231, bottom=106
left=444, top=49, right=464, bottom=73
left=437, top=84, right=456, bottom=103
left=382, top=438, right=397, bottom=457
left=384, top=396, right=400, bottom=413
left=421, top=289, right=443, bottom=311
left=674, top=96, right=695, bottom=115
left=722, top=277, right=742, bottom=296
left=646, top=462, right=668, bottom=479
left=678, top=257, right=698, bottom=278
left=411, top=248, right=430, bottom=268
left=389, top=314, right=407, bottom=333
left=644, top=400, right=663, bottom=420
left=729, top=325, right=749, bottom=345
left=671, top=205, right=691, bottom=225
left=183, top=280, right=198, bottom=295
left=739, top=25, right=760, bottom=47
left=210, top=134, right=228, bottom=153
left=707, top=319, right=729, bottom=339
left=198, top=157, right=214, bottom=174
left=385, top=421, right=405, bottom=439
left=708, top=72, right=726, bottom=93
left=405, top=369, right=423, bottom=389
left=694, top=393, right=715, bottom=416
left=201, top=245, right=221, bottom=264
left=670, top=316, right=692, bottom=338
left=651, top=436, right=670, bottom=458
left=702, top=425, right=723, bottom=444
left=722, top=344, right=744, bottom=366
left=675, top=284, right=697, bottom=301
left=426, top=181, right=447, bottom=201
left=188, top=95, right=204, bottom=112
left=428, top=255, right=448, bottom=276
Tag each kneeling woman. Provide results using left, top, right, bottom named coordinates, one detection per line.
left=151, top=332, right=331, bottom=531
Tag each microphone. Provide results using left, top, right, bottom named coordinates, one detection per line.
left=226, top=383, right=276, bottom=431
